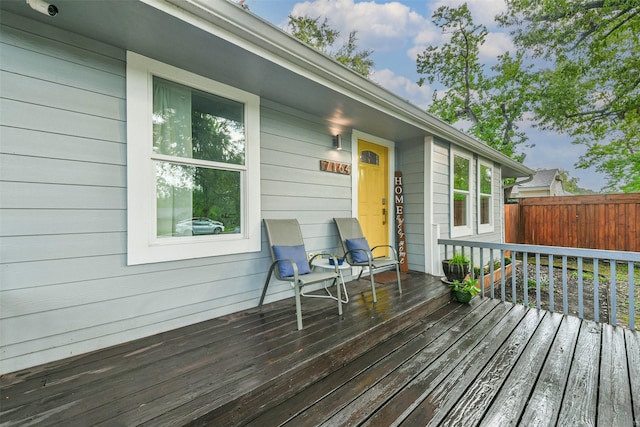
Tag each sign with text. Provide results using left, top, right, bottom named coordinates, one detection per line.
left=394, top=171, right=408, bottom=272
left=320, top=160, right=352, bottom=175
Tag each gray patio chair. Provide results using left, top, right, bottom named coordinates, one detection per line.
left=260, top=219, right=343, bottom=330
left=333, top=217, right=402, bottom=303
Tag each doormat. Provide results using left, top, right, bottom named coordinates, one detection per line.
left=362, top=270, right=410, bottom=284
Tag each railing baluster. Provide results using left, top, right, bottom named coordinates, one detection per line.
left=523, top=252, right=529, bottom=307
left=593, top=258, right=599, bottom=323
left=500, top=249, right=506, bottom=302
left=548, top=254, right=554, bottom=313
left=479, top=248, right=484, bottom=298
left=436, top=238, right=639, bottom=329
left=562, top=256, right=568, bottom=315
left=535, top=253, right=541, bottom=310
left=489, top=248, right=495, bottom=299
left=578, top=257, right=584, bottom=318
left=629, top=261, right=635, bottom=331
left=611, top=260, right=617, bottom=326
left=511, top=251, right=517, bottom=304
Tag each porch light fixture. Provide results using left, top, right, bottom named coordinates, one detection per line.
left=334, top=134, right=342, bottom=150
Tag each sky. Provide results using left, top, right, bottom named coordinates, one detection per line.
left=244, top=0, right=607, bottom=191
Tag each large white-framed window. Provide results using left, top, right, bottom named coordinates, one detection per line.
left=126, top=52, right=261, bottom=265
left=478, top=160, right=494, bottom=233
left=451, top=150, right=473, bottom=237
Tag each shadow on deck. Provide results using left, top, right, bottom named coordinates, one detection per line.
left=1, top=272, right=638, bottom=426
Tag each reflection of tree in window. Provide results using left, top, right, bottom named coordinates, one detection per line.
left=480, top=165, right=492, bottom=226
left=453, top=155, right=470, bottom=227
left=152, top=77, right=245, bottom=237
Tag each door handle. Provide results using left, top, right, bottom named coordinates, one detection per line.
left=382, top=208, right=386, bottom=225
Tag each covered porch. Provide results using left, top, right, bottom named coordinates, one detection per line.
left=1, top=271, right=638, bottom=426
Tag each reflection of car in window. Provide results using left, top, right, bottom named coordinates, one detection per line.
left=175, top=218, right=224, bottom=236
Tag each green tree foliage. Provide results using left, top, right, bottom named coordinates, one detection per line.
left=558, top=169, right=596, bottom=195
left=288, top=15, right=374, bottom=77
left=497, top=1, right=640, bottom=193
left=417, top=4, right=535, bottom=161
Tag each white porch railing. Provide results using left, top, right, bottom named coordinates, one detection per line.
left=438, top=239, right=639, bottom=331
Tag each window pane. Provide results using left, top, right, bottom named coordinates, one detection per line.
left=480, top=195, right=491, bottom=225
left=454, top=156, right=469, bottom=191
left=360, top=150, right=379, bottom=165
left=480, top=165, right=492, bottom=194
left=153, top=77, right=245, bottom=165
left=454, top=192, right=467, bottom=226
left=156, top=162, right=241, bottom=238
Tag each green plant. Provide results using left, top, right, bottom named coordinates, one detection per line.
left=448, top=253, right=470, bottom=268
left=449, top=278, right=480, bottom=296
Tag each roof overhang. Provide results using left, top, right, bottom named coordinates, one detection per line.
left=2, top=0, right=532, bottom=178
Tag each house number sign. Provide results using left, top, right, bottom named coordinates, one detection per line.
left=395, top=171, right=408, bottom=272
left=320, top=160, right=352, bottom=175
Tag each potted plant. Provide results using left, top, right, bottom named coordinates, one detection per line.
left=472, top=257, right=513, bottom=291
left=442, top=252, right=471, bottom=283
left=449, top=278, right=480, bottom=303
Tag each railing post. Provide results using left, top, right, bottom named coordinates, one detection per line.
left=593, top=259, right=599, bottom=323
left=629, top=261, right=635, bottom=331
left=610, top=260, right=617, bottom=326
left=548, top=254, right=554, bottom=313
left=500, top=249, right=506, bottom=303
left=479, top=249, right=484, bottom=298
left=535, top=253, right=541, bottom=310
left=578, top=257, right=584, bottom=318
left=562, top=256, right=568, bottom=315
left=511, top=251, right=517, bottom=304
left=523, top=252, right=528, bottom=307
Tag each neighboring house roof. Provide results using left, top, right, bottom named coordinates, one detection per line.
left=1, top=0, right=532, bottom=178
left=512, top=169, right=567, bottom=197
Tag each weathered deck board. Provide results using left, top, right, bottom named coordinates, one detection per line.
left=557, top=320, right=601, bottom=426
left=361, top=299, right=508, bottom=426
left=626, top=328, right=640, bottom=422
left=598, top=324, right=634, bottom=426
left=479, top=311, right=563, bottom=427
left=1, top=272, right=637, bottom=427
left=518, top=315, right=582, bottom=426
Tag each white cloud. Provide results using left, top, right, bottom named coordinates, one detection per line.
left=371, top=68, right=432, bottom=109
left=290, top=0, right=429, bottom=52
left=479, top=32, right=514, bottom=61
left=429, top=0, right=507, bottom=29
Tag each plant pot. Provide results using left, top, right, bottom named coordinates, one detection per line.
left=442, top=260, right=470, bottom=283
left=454, top=290, right=473, bottom=303
left=329, top=258, right=344, bottom=266
left=468, top=262, right=514, bottom=292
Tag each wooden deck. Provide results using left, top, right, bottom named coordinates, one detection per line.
left=1, top=272, right=638, bottom=426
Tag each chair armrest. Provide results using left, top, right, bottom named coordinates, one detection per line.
left=371, top=244, right=399, bottom=261
left=270, top=257, right=300, bottom=281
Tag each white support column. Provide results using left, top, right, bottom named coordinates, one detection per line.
left=432, top=224, right=443, bottom=276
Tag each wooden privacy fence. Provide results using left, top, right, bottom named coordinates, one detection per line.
left=505, top=194, right=640, bottom=252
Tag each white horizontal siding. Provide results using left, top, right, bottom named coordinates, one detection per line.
left=0, top=13, right=357, bottom=374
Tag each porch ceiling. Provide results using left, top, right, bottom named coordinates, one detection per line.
left=2, top=0, right=532, bottom=178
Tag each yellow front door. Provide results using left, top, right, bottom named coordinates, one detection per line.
left=358, top=139, right=389, bottom=256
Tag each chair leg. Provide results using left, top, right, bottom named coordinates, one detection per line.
left=259, top=263, right=278, bottom=306
left=396, top=264, right=403, bottom=294
left=294, top=283, right=303, bottom=330
left=335, top=278, right=342, bottom=316
left=370, top=272, right=377, bottom=303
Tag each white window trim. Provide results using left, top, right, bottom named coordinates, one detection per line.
left=478, top=159, right=495, bottom=234
left=451, top=150, right=473, bottom=238
left=126, top=52, right=261, bottom=265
